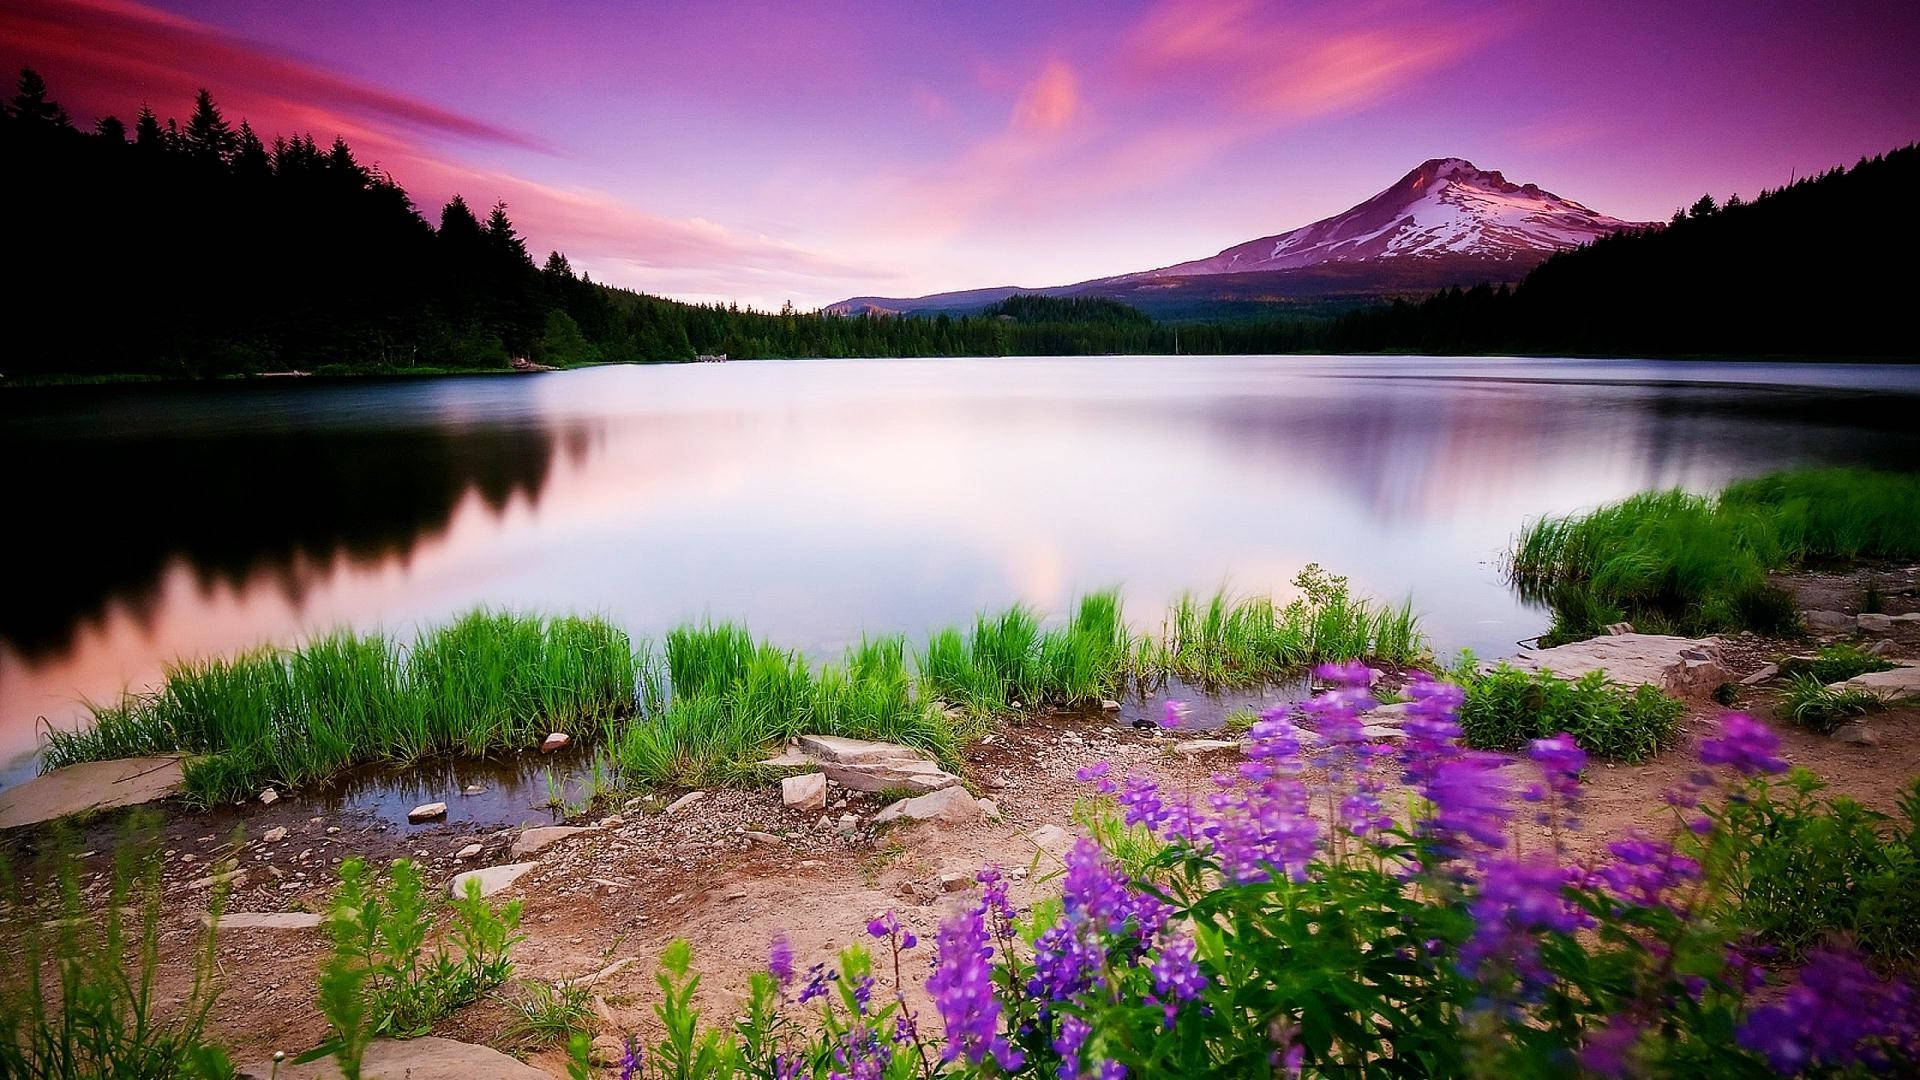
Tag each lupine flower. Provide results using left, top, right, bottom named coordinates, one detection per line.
left=1579, top=1017, right=1641, bottom=1077
left=1461, top=856, right=1588, bottom=988
left=768, top=934, right=794, bottom=987
left=1698, top=713, right=1788, bottom=776
left=978, top=866, right=1014, bottom=925
left=619, top=1035, right=642, bottom=1080
left=1423, top=752, right=1513, bottom=853
left=1096, top=1060, right=1127, bottom=1080
left=1737, top=947, right=1918, bottom=1073
left=798, top=962, right=836, bottom=1004
left=1160, top=699, right=1190, bottom=729
left=1052, top=1014, right=1091, bottom=1080
left=1527, top=733, right=1586, bottom=800
left=926, top=904, right=1023, bottom=1069
left=1595, top=835, right=1702, bottom=912
left=1075, top=760, right=1116, bottom=793
left=1149, top=933, right=1207, bottom=1006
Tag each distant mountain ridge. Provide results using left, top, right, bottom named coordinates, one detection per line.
left=830, top=158, right=1655, bottom=316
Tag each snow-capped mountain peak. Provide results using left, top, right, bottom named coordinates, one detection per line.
left=1124, top=157, right=1650, bottom=280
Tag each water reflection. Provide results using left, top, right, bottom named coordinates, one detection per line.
left=4, top=358, right=1917, bottom=783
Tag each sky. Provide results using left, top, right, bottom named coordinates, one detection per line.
left=4, top=0, right=1918, bottom=309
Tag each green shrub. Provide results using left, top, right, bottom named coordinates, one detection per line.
left=503, top=978, right=595, bottom=1046
left=1454, top=663, right=1683, bottom=762
left=1694, top=772, right=1920, bottom=967
left=1804, top=642, right=1895, bottom=684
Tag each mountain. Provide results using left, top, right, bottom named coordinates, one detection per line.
left=830, top=158, right=1655, bottom=317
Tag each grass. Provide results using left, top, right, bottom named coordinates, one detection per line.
left=1452, top=662, right=1684, bottom=762
left=1795, top=642, right=1896, bottom=685
left=44, top=611, right=643, bottom=805
left=46, top=573, right=1425, bottom=800
left=502, top=978, right=595, bottom=1046
left=1781, top=675, right=1884, bottom=734
left=1509, top=468, right=1920, bottom=642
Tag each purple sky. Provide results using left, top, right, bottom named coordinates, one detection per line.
left=5, top=0, right=1918, bottom=308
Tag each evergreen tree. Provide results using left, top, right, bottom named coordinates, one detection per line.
left=184, top=88, right=236, bottom=162
left=486, top=201, right=530, bottom=264
left=95, top=115, right=126, bottom=142
left=133, top=104, right=162, bottom=148
left=10, top=68, right=71, bottom=129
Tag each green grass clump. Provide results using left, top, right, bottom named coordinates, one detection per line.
left=43, top=611, right=642, bottom=804
left=1800, top=642, right=1896, bottom=685
left=1780, top=674, right=1884, bottom=734
left=1160, top=566, right=1425, bottom=685
left=1453, top=663, right=1684, bottom=762
left=1510, top=468, right=1920, bottom=641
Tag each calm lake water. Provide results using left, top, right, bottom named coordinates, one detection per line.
left=6, top=356, right=1919, bottom=790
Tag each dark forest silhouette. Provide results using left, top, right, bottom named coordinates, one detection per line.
left=3, top=70, right=1913, bottom=375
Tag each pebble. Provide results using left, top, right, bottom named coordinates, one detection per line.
left=261, top=826, right=288, bottom=844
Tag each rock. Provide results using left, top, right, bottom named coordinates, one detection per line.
left=591, top=1034, right=627, bottom=1067
left=836, top=813, right=860, bottom=836
left=1866, top=640, right=1895, bottom=657
left=0, top=755, right=191, bottom=831
left=1505, top=633, right=1729, bottom=698
left=455, top=843, right=483, bottom=861
left=1101, top=699, right=1122, bottom=711
left=1171, top=739, right=1238, bottom=755
left=448, top=862, right=537, bottom=899
left=822, top=758, right=962, bottom=794
left=261, top=826, right=288, bottom=844
left=759, top=747, right=814, bottom=768
left=1802, top=610, right=1857, bottom=632
left=898, top=881, right=920, bottom=899
left=1832, top=722, right=1879, bottom=746
left=574, top=957, right=635, bottom=987
left=1028, top=823, right=1074, bottom=856
left=1857, top=613, right=1896, bottom=633
left=873, top=786, right=981, bottom=826
left=259, top=787, right=279, bottom=806
left=213, top=910, right=323, bottom=931
left=541, top=732, right=571, bottom=753
left=665, top=790, right=707, bottom=814
left=782, top=772, right=828, bottom=810
left=725, top=887, right=748, bottom=901
left=238, top=1036, right=549, bottom=1080
left=1832, top=665, right=1920, bottom=702
left=187, top=867, right=248, bottom=890
left=1738, top=663, right=1780, bottom=687
left=1893, top=612, right=1920, bottom=623
left=745, top=830, right=783, bottom=846
left=797, top=733, right=929, bottom=765
left=462, top=785, right=486, bottom=796
left=1604, top=622, right=1635, bottom=636
left=981, top=773, right=1009, bottom=791
left=511, top=825, right=594, bottom=858
left=977, top=799, right=1001, bottom=820
left=407, top=802, right=447, bottom=823
left=939, top=871, right=972, bottom=893
left=1361, top=725, right=1407, bottom=741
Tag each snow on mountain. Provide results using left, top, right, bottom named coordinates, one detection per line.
left=1121, top=158, right=1649, bottom=280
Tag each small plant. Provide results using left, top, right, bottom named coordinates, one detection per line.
left=1451, top=662, right=1683, bottom=761
left=1781, top=673, right=1882, bottom=734
left=306, top=857, right=522, bottom=1054
left=504, top=978, right=595, bottom=1046
left=1863, top=583, right=1885, bottom=614
left=1803, top=641, right=1895, bottom=684
left=0, top=819, right=235, bottom=1079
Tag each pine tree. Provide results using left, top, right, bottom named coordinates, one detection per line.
left=95, top=115, right=126, bottom=142
left=134, top=104, right=163, bottom=148
left=11, top=69, right=71, bottom=130
left=234, top=121, right=270, bottom=177
left=485, top=201, right=530, bottom=264
left=184, top=88, right=237, bottom=162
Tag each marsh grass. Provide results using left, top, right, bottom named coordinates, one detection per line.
left=1511, top=468, right=1920, bottom=641
left=1781, top=675, right=1884, bottom=735
left=45, top=612, right=641, bottom=804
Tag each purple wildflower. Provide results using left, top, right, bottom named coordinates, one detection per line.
left=1075, top=761, right=1116, bottom=794
left=1149, top=933, right=1207, bottom=1006
left=1595, top=834, right=1702, bottom=912
left=1579, top=1017, right=1640, bottom=1078
left=1698, top=713, right=1788, bottom=776
left=768, top=934, right=794, bottom=987
left=1423, top=751, right=1513, bottom=853
left=926, top=904, right=1023, bottom=1070
left=1160, top=699, right=1190, bottom=729
left=619, top=1034, right=642, bottom=1080
left=798, top=962, right=835, bottom=1005
left=1461, top=856, right=1588, bottom=989
left=1737, top=947, right=1918, bottom=1073
left=1097, top=1059, right=1127, bottom=1080
left=1052, top=1015, right=1090, bottom=1080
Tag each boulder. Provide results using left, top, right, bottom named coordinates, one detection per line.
left=239, top=1036, right=549, bottom=1080
left=448, top=862, right=537, bottom=899
left=782, top=772, right=828, bottom=810
left=510, top=825, right=594, bottom=858
left=0, top=756, right=188, bottom=831
left=1361, top=725, right=1407, bottom=741
left=1802, top=610, right=1857, bottom=632
left=541, top=732, right=571, bottom=753
left=1857, top=613, right=1895, bottom=633
left=977, top=799, right=1001, bottom=820
left=1832, top=723, right=1878, bottom=746
left=407, top=802, right=447, bottom=823
left=261, top=826, right=288, bottom=844
left=455, top=843, right=483, bottom=860
left=796, top=734, right=931, bottom=765
left=665, top=790, right=707, bottom=814
left=1832, top=665, right=1920, bottom=702
left=873, top=786, right=981, bottom=826
left=1738, top=663, right=1780, bottom=687
left=1027, top=824, right=1074, bottom=856
left=821, top=758, right=961, bottom=794
left=759, top=747, right=814, bottom=768
left=1505, top=634, right=1729, bottom=698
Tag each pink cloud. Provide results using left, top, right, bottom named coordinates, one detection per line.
left=1010, top=60, right=1079, bottom=135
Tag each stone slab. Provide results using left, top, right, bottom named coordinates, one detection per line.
left=1505, top=634, right=1729, bottom=698
left=1833, top=665, right=1920, bottom=702
left=873, top=786, right=981, bottom=825
left=239, top=1036, right=549, bottom=1080
left=0, top=755, right=188, bottom=830
left=448, top=862, right=537, bottom=899
left=510, top=825, right=594, bottom=858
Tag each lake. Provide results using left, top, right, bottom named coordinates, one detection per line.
left=5, top=355, right=1919, bottom=788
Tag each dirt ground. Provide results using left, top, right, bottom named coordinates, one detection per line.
left=5, top=575, right=1919, bottom=1074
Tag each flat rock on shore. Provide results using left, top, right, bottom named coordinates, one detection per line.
left=0, top=755, right=188, bottom=830
left=239, top=1036, right=548, bottom=1079
left=1504, top=634, right=1730, bottom=697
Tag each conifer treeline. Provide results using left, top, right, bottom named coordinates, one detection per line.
left=3, top=70, right=1912, bottom=377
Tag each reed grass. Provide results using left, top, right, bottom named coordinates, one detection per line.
left=43, top=612, right=642, bottom=805
left=1509, top=468, right=1920, bottom=641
